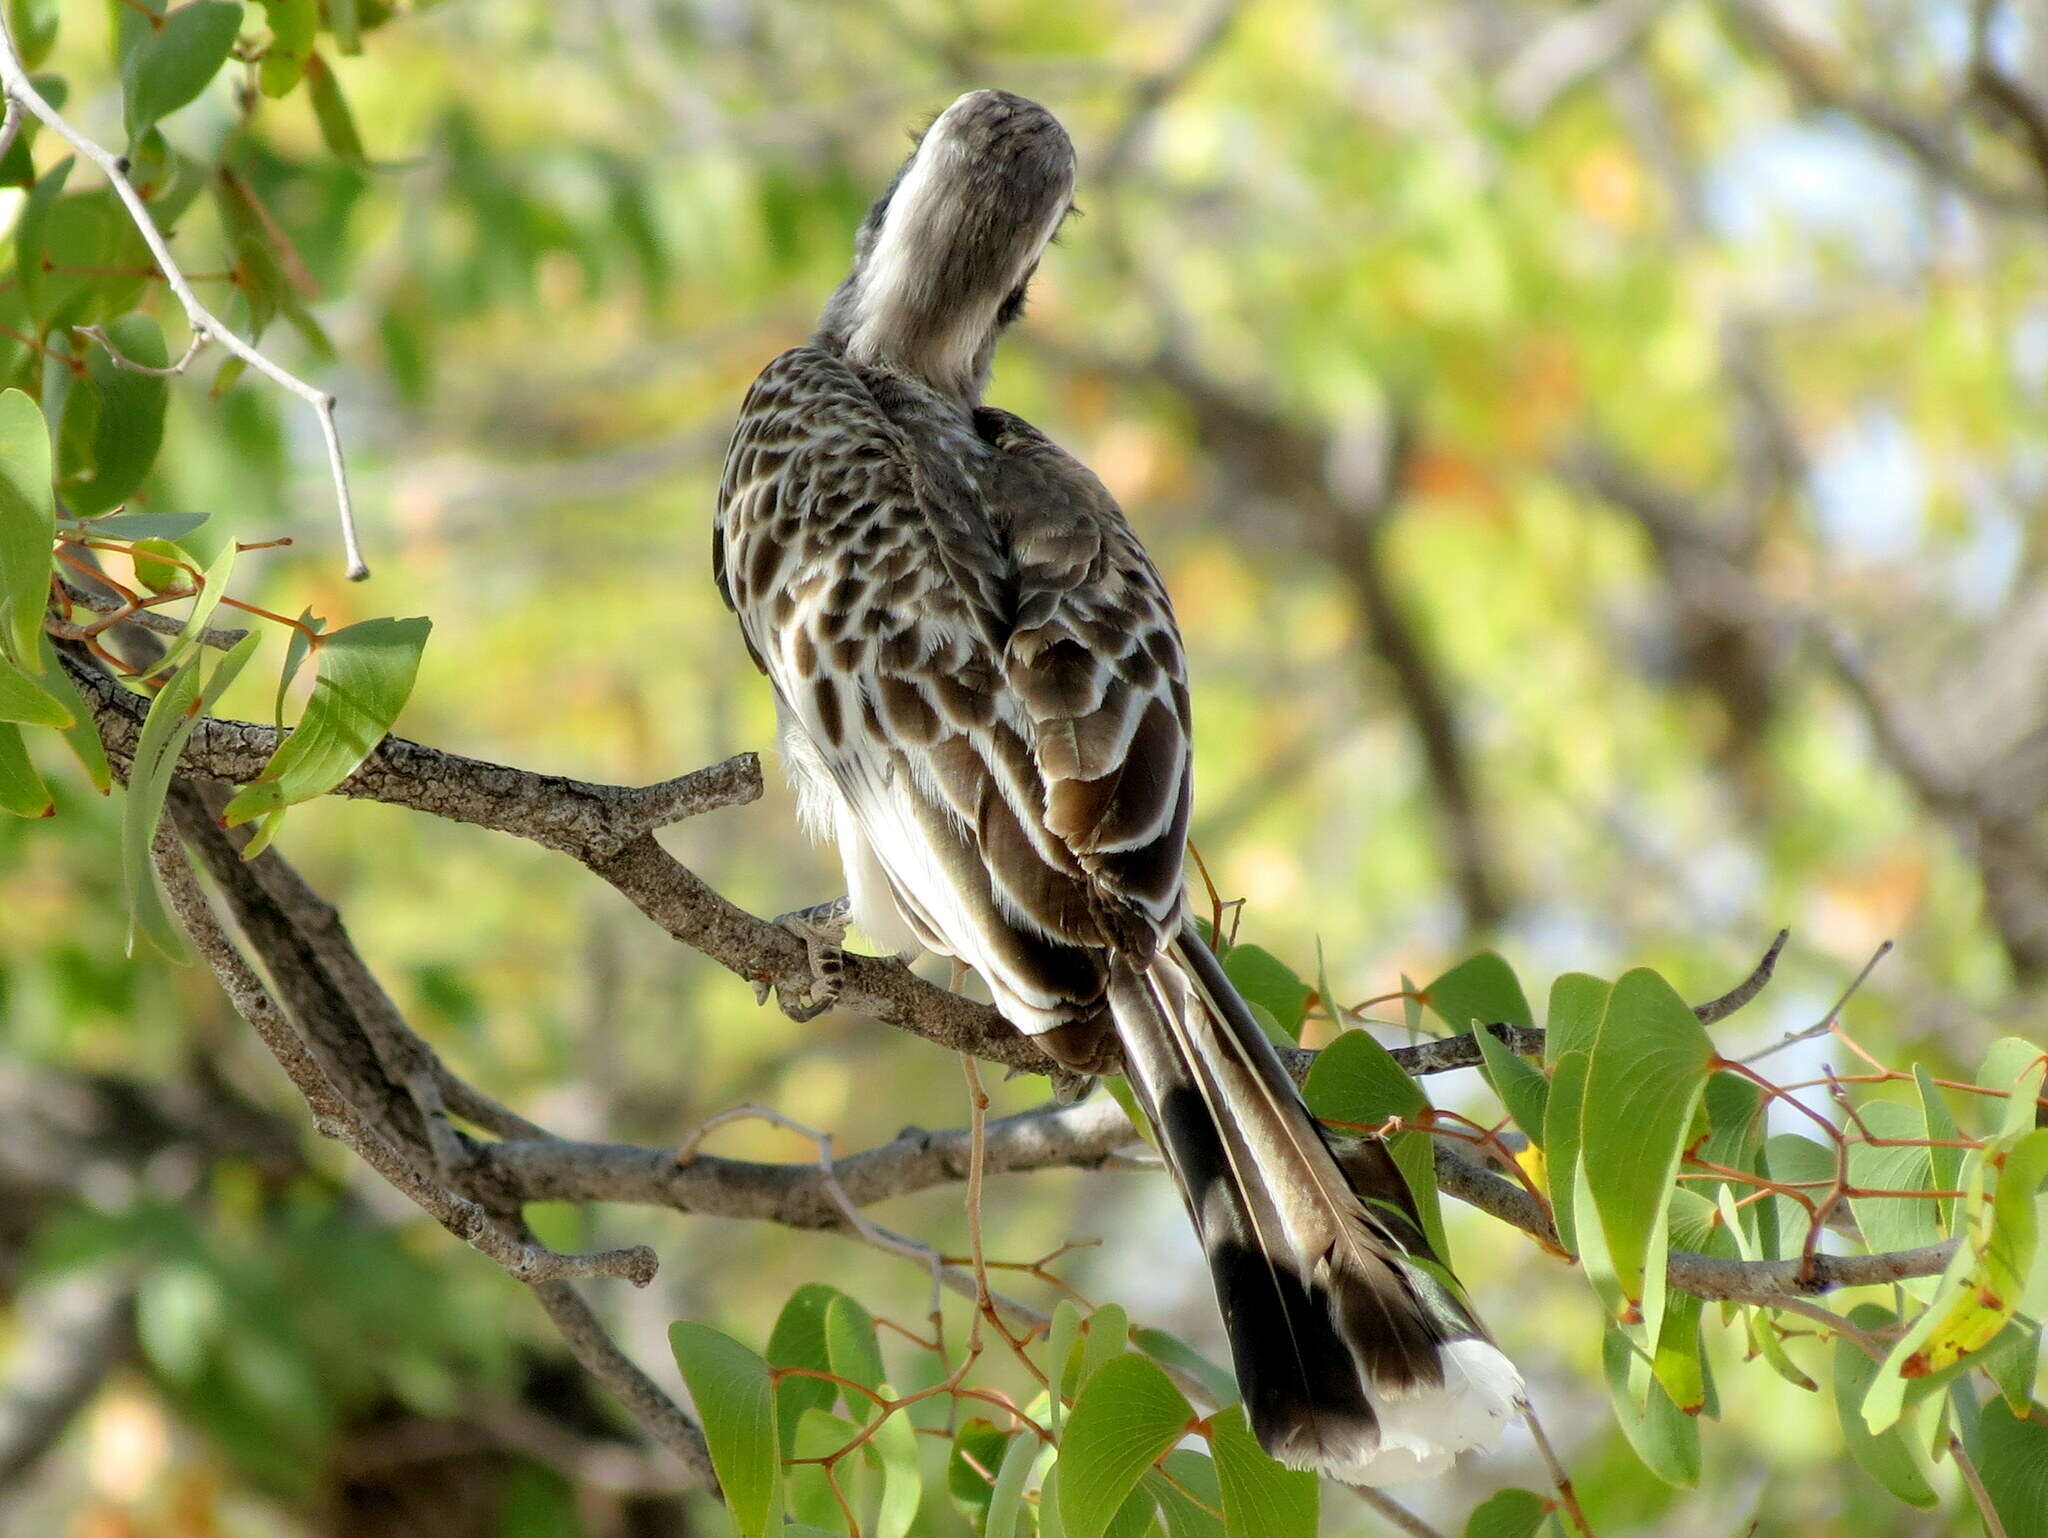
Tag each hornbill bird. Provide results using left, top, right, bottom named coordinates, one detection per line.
left=714, top=89, right=1522, bottom=1484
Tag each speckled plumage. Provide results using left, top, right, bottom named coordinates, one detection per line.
left=715, top=89, right=1520, bottom=1483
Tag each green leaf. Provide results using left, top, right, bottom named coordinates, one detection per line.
left=303, top=53, right=367, bottom=164
left=0, top=387, right=53, bottom=668
left=949, top=1419, right=1011, bottom=1521
left=329, top=0, right=362, bottom=54
left=221, top=616, right=430, bottom=836
left=1221, top=943, right=1312, bottom=1039
left=258, top=0, right=316, bottom=95
left=1983, top=1038, right=2048, bottom=1137
left=983, top=1421, right=1040, bottom=1538
left=1047, top=1298, right=1082, bottom=1432
left=1916, top=1066, right=1966, bottom=1234
left=1696, top=1072, right=1774, bottom=1256
left=871, top=1386, right=921, bottom=1538
left=128, top=537, right=189, bottom=596
left=80, top=510, right=210, bottom=541
left=0, top=650, right=70, bottom=726
left=0, top=721, right=52, bottom=816
left=122, top=0, right=243, bottom=140
left=60, top=316, right=169, bottom=517
left=1846, top=1100, right=1945, bottom=1257
left=1301, top=1025, right=1427, bottom=1126
left=765, top=1283, right=843, bottom=1452
left=1579, top=968, right=1717, bottom=1336
left=1423, top=951, right=1534, bottom=1034
left=822, top=1290, right=886, bottom=1422
left=667, top=1322, right=780, bottom=1538
left=9, top=0, right=58, bottom=70
left=1463, top=1487, right=1551, bottom=1538
left=1971, top=1395, right=2048, bottom=1538
left=1145, top=1449, right=1225, bottom=1538
left=122, top=633, right=263, bottom=960
left=1831, top=1303, right=1938, bottom=1506
left=39, top=636, right=110, bottom=792
left=1132, top=1327, right=1238, bottom=1407
left=1074, top=1303, right=1130, bottom=1395
left=1539, top=972, right=1614, bottom=1255
left=1475, top=1015, right=1549, bottom=1145
left=0, top=72, right=59, bottom=188
left=1600, top=1325, right=1699, bottom=1487
left=1206, top=1405, right=1315, bottom=1538
left=1057, top=1355, right=1192, bottom=1538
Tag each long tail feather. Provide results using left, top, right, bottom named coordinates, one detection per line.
left=1106, top=924, right=1523, bottom=1484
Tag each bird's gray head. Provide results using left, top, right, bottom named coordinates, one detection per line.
left=818, top=90, right=1076, bottom=403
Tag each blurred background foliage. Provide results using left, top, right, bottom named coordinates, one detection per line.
left=5, top=0, right=2048, bottom=1533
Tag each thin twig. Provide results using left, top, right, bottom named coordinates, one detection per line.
left=1950, top=1431, right=2011, bottom=1538
left=1740, top=940, right=1892, bottom=1063
left=0, top=31, right=368, bottom=576
left=1520, top=1398, right=1596, bottom=1537
left=1694, top=928, right=1789, bottom=1025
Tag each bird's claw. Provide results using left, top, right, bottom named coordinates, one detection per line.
left=763, top=897, right=851, bottom=1022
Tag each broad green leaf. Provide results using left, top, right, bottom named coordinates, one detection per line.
left=1540, top=972, right=1614, bottom=1254
left=822, top=1292, right=886, bottom=1423
left=122, top=0, right=243, bottom=139
left=1916, top=1066, right=1966, bottom=1234
left=667, top=1322, right=780, bottom=1538
left=1580, top=968, right=1716, bottom=1338
left=258, top=0, right=316, bottom=95
left=1833, top=1304, right=1938, bottom=1506
left=949, top=1419, right=1011, bottom=1521
left=270, top=608, right=325, bottom=729
left=39, top=637, right=110, bottom=791
left=1057, top=1355, right=1192, bottom=1538
left=1074, top=1303, right=1130, bottom=1395
left=0, top=721, right=51, bottom=816
left=304, top=53, right=367, bottom=164
left=1983, top=1038, right=2048, bottom=1137
left=129, top=538, right=190, bottom=596
left=221, top=616, right=430, bottom=837
left=60, top=315, right=168, bottom=517
left=871, top=1385, right=921, bottom=1538
left=1972, top=1394, right=2048, bottom=1538
left=1696, top=1072, right=1774, bottom=1256
left=0, top=387, right=53, bottom=668
left=1133, top=1327, right=1238, bottom=1407
left=1600, top=1325, right=1699, bottom=1487
left=9, top=0, right=57, bottom=70
left=983, top=1421, right=1039, bottom=1538
left=1652, top=1190, right=1726, bottom=1413
left=1047, top=1298, right=1082, bottom=1432
left=1424, top=951, right=1534, bottom=1034
left=1145, top=1449, right=1225, bottom=1538
left=1464, top=1487, right=1550, bottom=1538
left=1206, top=1405, right=1315, bottom=1538
left=784, top=1407, right=864, bottom=1532
left=1989, top=1325, right=2042, bottom=1418
left=1846, top=1100, right=1945, bottom=1256
left=1302, top=1025, right=1427, bottom=1126
left=0, top=651, right=70, bottom=726
left=1765, top=1133, right=1837, bottom=1261
left=765, top=1283, right=843, bottom=1451
left=1475, top=1014, right=1550, bottom=1145
left=83, top=510, right=210, bottom=541
left=122, top=633, right=262, bottom=960
left=13, top=154, right=71, bottom=325
left=1221, top=943, right=1311, bottom=1039
left=1304, top=1013, right=1448, bottom=1260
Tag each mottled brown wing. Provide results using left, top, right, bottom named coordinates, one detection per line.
left=716, top=348, right=1124, bottom=1035
left=978, top=407, right=1193, bottom=948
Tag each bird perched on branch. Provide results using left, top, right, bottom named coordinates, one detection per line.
left=715, top=88, right=1521, bottom=1484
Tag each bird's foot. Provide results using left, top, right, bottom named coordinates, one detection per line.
left=757, top=897, right=851, bottom=1022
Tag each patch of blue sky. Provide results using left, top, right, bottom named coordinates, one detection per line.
left=1810, top=404, right=1928, bottom=564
